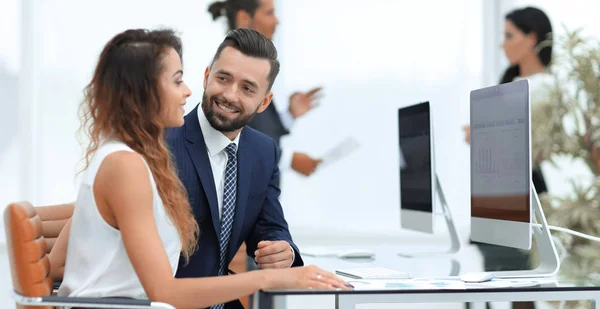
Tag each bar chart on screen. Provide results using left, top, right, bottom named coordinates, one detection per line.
left=471, top=117, right=528, bottom=196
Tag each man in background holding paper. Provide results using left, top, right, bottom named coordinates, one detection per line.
left=208, top=0, right=323, bottom=177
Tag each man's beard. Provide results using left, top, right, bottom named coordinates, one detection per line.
left=201, top=91, right=259, bottom=133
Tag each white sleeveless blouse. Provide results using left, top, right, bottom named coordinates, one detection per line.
left=57, top=140, right=181, bottom=299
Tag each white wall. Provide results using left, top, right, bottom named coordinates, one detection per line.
left=0, top=0, right=21, bottom=245
left=274, top=0, right=483, bottom=244
left=0, top=1, right=20, bottom=306
left=0, top=0, right=229, bottom=231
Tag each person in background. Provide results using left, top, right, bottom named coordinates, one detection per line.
left=465, top=6, right=553, bottom=193
left=464, top=7, right=554, bottom=309
left=208, top=0, right=323, bottom=177
left=57, top=28, right=350, bottom=309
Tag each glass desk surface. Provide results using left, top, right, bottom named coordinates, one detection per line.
left=261, top=243, right=600, bottom=295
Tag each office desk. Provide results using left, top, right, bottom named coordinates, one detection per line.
left=255, top=245, right=600, bottom=309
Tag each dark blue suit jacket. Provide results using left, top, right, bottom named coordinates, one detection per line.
left=168, top=105, right=303, bottom=283
left=247, top=101, right=289, bottom=151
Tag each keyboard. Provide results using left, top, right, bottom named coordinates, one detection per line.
left=335, top=267, right=411, bottom=279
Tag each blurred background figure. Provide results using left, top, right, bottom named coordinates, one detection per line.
left=465, top=6, right=552, bottom=193
left=208, top=0, right=324, bottom=178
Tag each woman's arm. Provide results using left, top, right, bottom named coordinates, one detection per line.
left=94, top=151, right=348, bottom=309
left=48, top=219, right=71, bottom=281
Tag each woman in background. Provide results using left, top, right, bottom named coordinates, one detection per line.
left=465, top=7, right=553, bottom=309
left=57, top=28, right=349, bottom=309
left=465, top=7, right=553, bottom=195
left=499, top=6, right=554, bottom=195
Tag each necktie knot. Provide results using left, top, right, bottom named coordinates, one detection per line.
left=225, top=143, right=237, bottom=159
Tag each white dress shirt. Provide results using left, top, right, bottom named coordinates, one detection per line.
left=197, top=107, right=241, bottom=219
left=197, top=107, right=296, bottom=265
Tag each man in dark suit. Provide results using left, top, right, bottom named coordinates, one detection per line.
left=208, top=0, right=323, bottom=177
left=168, top=29, right=303, bottom=309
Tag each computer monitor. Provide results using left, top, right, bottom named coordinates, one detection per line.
left=398, top=102, right=435, bottom=233
left=469, top=79, right=532, bottom=250
left=397, top=102, right=460, bottom=257
left=467, top=79, right=560, bottom=278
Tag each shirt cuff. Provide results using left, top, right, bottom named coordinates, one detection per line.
left=279, top=148, right=294, bottom=169
left=279, top=110, right=295, bottom=130
left=290, top=245, right=295, bottom=267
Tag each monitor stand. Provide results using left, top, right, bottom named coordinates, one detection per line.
left=398, top=174, right=460, bottom=257
left=487, top=185, right=560, bottom=278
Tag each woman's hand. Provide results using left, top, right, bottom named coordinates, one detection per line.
left=263, top=265, right=352, bottom=291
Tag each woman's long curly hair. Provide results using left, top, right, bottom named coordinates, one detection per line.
left=79, top=29, right=198, bottom=262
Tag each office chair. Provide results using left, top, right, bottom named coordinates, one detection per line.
left=4, top=201, right=175, bottom=309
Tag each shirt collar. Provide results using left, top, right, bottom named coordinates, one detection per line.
left=197, top=105, right=241, bottom=157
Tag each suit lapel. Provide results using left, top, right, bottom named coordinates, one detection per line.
left=227, top=128, right=252, bottom=261
left=184, top=106, right=221, bottom=236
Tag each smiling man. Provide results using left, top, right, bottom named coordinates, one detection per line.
left=167, top=28, right=302, bottom=309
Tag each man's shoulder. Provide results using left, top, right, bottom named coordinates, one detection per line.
left=242, top=126, right=277, bottom=152
left=165, top=126, right=185, bottom=143
left=167, top=106, right=200, bottom=143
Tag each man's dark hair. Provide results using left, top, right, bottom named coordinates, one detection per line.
left=207, top=0, right=261, bottom=31
left=211, top=28, right=280, bottom=91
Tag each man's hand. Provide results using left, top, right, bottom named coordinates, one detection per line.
left=463, top=125, right=471, bottom=144
left=291, top=152, right=322, bottom=176
left=289, top=87, right=323, bottom=119
left=255, top=240, right=294, bottom=269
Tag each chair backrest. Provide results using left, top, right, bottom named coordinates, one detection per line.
left=35, top=203, right=74, bottom=254
left=4, top=201, right=54, bottom=309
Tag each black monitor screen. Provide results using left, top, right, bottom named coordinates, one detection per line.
left=398, top=102, right=432, bottom=213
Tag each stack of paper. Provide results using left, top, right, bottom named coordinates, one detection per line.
left=319, top=137, right=361, bottom=168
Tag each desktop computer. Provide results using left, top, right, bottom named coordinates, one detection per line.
left=303, top=102, right=460, bottom=277
left=469, top=79, right=560, bottom=279
left=325, top=82, right=561, bottom=282
left=397, top=101, right=460, bottom=257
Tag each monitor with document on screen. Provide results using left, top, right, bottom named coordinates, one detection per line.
left=469, top=79, right=532, bottom=250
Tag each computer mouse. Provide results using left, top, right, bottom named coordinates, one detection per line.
left=459, top=272, right=495, bottom=283
left=336, top=249, right=376, bottom=259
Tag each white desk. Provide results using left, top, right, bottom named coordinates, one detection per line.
left=255, top=245, right=600, bottom=309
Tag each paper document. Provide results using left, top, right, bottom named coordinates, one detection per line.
left=346, top=277, right=550, bottom=291
left=399, top=146, right=407, bottom=169
left=336, top=267, right=410, bottom=279
left=348, top=278, right=466, bottom=290
left=464, top=278, right=544, bottom=288
left=319, top=137, right=361, bottom=167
